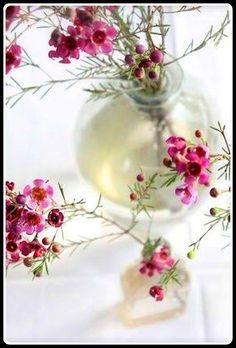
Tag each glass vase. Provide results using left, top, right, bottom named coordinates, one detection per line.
left=74, top=59, right=215, bottom=225
left=118, top=258, right=190, bottom=327
left=74, top=60, right=215, bottom=325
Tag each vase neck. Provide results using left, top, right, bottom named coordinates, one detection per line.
left=127, top=60, right=184, bottom=116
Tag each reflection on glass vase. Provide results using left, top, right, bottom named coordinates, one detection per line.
left=74, top=58, right=214, bottom=224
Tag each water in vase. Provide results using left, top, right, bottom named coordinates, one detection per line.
left=75, top=89, right=210, bottom=217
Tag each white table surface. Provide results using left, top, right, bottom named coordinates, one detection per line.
left=4, top=4, right=232, bottom=344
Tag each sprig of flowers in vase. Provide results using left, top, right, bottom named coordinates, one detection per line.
left=159, top=122, right=231, bottom=257
left=5, top=5, right=230, bottom=106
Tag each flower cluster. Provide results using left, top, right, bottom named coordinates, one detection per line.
left=164, top=130, right=211, bottom=205
left=6, top=43, right=22, bottom=75
left=6, top=5, right=20, bottom=30
left=48, top=7, right=117, bottom=63
left=139, top=244, right=174, bottom=276
left=5, top=6, right=22, bottom=74
left=5, top=179, right=64, bottom=273
left=124, top=44, right=164, bottom=81
left=139, top=240, right=175, bottom=301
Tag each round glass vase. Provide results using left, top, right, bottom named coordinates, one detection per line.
left=74, top=59, right=215, bottom=227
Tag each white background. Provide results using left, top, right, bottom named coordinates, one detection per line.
left=5, top=4, right=232, bottom=344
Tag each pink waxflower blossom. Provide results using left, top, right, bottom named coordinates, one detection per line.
left=105, top=6, right=118, bottom=11
left=20, top=239, right=46, bottom=258
left=166, top=136, right=186, bottom=158
left=23, top=179, right=54, bottom=209
left=175, top=184, right=198, bottom=205
left=74, top=8, right=94, bottom=27
left=79, top=20, right=117, bottom=55
left=149, top=285, right=165, bottom=301
left=21, top=211, right=45, bottom=235
left=139, top=246, right=175, bottom=276
left=6, top=181, right=15, bottom=194
left=6, top=6, right=20, bottom=30
left=48, top=28, right=80, bottom=63
left=6, top=44, right=22, bottom=74
left=165, top=132, right=211, bottom=205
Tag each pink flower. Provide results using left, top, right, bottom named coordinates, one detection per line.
left=79, top=20, right=117, bottom=55
left=6, top=6, right=20, bottom=30
left=48, top=209, right=64, bottom=227
left=139, top=258, right=157, bottom=277
left=48, top=28, right=80, bottom=64
left=175, top=184, right=198, bottom=205
left=6, top=44, right=22, bottom=74
left=74, top=8, right=94, bottom=27
left=23, top=179, right=54, bottom=209
left=165, top=133, right=211, bottom=205
left=152, top=247, right=175, bottom=272
left=139, top=246, right=174, bottom=276
left=21, top=211, right=45, bottom=235
left=149, top=285, right=165, bottom=301
left=19, top=241, right=32, bottom=256
left=105, top=6, right=118, bottom=11
left=166, top=136, right=186, bottom=158
left=20, top=239, right=46, bottom=258
left=186, top=144, right=210, bottom=169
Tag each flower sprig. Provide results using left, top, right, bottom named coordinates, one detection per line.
left=128, top=171, right=158, bottom=216
left=6, top=171, right=181, bottom=303
left=5, top=5, right=231, bottom=105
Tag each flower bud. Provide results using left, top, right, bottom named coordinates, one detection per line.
left=52, top=243, right=61, bottom=253
left=134, top=67, right=145, bottom=79
left=16, top=194, right=26, bottom=205
left=124, top=54, right=134, bottom=66
left=138, top=58, right=152, bottom=68
left=135, top=44, right=145, bottom=54
left=163, top=157, right=172, bottom=168
left=209, top=187, right=219, bottom=198
left=23, top=257, right=33, bottom=267
left=148, top=70, right=159, bottom=80
left=33, top=270, right=42, bottom=277
left=195, top=129, right=204, bottom=138
left=136, top=173, right=144, bottom=182
left=187, top=249, right=196, bottom=259
left=130, top=192, right=138, bottom=201
left=42, top=237, right=51, bottom=246
left=150, top=49, right=163, bottom=63
left=209, top=207, right=220, bottom=216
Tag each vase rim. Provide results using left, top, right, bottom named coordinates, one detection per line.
left=127, top=57, right=184, bottom=107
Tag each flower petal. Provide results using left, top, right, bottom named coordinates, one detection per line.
left=184, top=175, right=196, bottom=185
left=39, top=198, right=50, bottom=209
left=45, top=185, right=54, bottom=197
left=82, top=27, right=93, bottom=38
left=33, top=179, right=45, bottom=187
left=199, top=172, right=209, bottom=185
left=83, top=41, right=97, bottom=55
left=101, top=41, right=113, bottom=54
left=23, top=185, right=32, bottom=196
left=106, top=26, right=117, bottom=39
left=36, top=223, right=44, bottom=233
left=27, top=199, right=37, bottom=210
left=24, top=224, right=34, bottom=235
left=93, top=20, right=105, bottom=30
